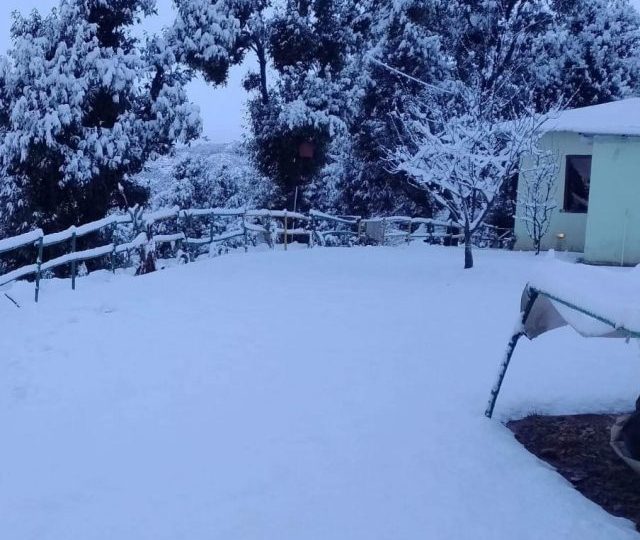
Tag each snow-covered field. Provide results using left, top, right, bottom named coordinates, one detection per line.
left=1, top=245, right=639, bottom=539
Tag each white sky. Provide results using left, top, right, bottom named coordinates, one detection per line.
left=2, top=0, right=640, bottom=142
left=0, top=0, right=249, bottom=143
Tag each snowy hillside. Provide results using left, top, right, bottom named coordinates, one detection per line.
left=1, top=246, right=639, bottom=539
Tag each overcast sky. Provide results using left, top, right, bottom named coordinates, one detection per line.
left=2, top=0, right=640, bottom=143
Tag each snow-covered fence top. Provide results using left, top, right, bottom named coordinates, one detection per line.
left=179, top=208, right=245, bottom=218
left=245, top=209, right=309, bottom=220
left=0, top=206, right=470, bottom=302
left=309, top=210, right=359, bottom=225
left=0, top=229, right=44, bottom=255
left=43, top=214, right=132, bottom=247
left=361, top=216, right=454, bottom=227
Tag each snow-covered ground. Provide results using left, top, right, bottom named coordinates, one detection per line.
left=1, top=245, right=639, bottom=539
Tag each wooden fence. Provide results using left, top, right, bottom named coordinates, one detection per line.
left=0, top=206, right=472, bottom=302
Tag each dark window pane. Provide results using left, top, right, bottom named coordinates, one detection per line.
left=564, top=155, right=591, bottom=213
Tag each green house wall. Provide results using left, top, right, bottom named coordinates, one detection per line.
left=584, top=136, right=640, bottom=265
left=514, top=131, right=640, bottom=265
left=514, top=131, right=592, bottom=253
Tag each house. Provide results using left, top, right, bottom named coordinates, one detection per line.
left=514, top=98, right=640, bottom=265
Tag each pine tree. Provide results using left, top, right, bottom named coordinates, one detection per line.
left=0, top=0, right=200, bottom=237
left=172, top=0, right=271, bottom=103
left=343, top=0, right=449, bottom=217
left=545, top=0, right=640, bottom=107
left=246, top=0, right=363, bottom=209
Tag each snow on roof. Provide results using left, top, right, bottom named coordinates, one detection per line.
left=524, top=259, right=640, bottom=338
left=543, top=98, right=640, bottom=136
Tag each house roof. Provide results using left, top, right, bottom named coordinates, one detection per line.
left=544, top=97, right=640, bottom=136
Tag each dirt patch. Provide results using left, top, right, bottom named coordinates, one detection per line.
left=508, top=414, right=640, bottom=530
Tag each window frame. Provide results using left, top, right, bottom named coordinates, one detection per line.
left=563, top=154, right=592, bottom=214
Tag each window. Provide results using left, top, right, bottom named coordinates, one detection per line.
left=564, top=155, right=592, bottom=213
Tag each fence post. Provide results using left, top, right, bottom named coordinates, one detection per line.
left=182, top=212, right=191, bottom=262
left=309, top=216, right=315, bottom=248
left=406, top=219, right=412, bottom=245
left=111, top=222, right=117, bottom=274
left=209, top=215, right=215, bottom=256
left=70, top=231, right=77, bottom=290
left=34, top=236, right=44, bottom=303
left=111, top=245, right=117, bottom=274
left=382, top=218, right=387, bottom=246
left=283, top=211, right=288, bottom=251
left=242, top=211, right=248, bottom=253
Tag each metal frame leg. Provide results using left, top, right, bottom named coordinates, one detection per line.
left=485, top=290, right=538, bottom=418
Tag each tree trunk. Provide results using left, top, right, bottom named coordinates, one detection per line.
left=257, top=43, right=269, bottom=105
left=533, top=220, right=541, bottom=255
left=136, top=227, right=156, bottom=275
left=464, top=223, right=473, bottom=269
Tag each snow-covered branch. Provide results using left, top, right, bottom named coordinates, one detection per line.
left=388, top=80, right=554, bottom=268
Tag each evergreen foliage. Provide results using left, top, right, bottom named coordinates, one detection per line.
left=0, top=0, right=200, bottom=237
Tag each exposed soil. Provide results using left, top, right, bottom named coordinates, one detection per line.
left=508, top=414, right=640, bottom=530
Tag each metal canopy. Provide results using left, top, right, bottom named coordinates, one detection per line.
left=485, top=283, right=640, bottom=419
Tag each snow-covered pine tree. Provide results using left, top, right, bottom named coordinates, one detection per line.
left=340, top=0, right=450, bottom=217
left=442, top=0, right=555, bottom=109
left=246, top=0, right=364, bottom=210
left=172, top=0, right=271, bottom=103
left=439, top=0, right=557, bottom=233
left=543, top=0, right=640, bottom=107
left=0, top=0, right=200, bottom=237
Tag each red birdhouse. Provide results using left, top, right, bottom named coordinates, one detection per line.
left=298, top=141, right=315, bottom=159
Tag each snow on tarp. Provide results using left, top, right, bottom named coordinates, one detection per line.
left=0, top=229, right=43, bottom=253
left=523, top=259, right=640, bottom=339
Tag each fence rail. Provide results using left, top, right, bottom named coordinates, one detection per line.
left=0, top=206, right=503, bottom=303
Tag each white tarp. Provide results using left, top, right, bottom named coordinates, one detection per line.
left=522, top=260, right=640, bottom=339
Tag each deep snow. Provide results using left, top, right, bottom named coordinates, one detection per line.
left=1, top=245, right=639, bottom=539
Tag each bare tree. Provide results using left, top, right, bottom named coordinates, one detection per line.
left=389, top=82, right=551, bottom=269
left=517, top=149, right=558, bottom=254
